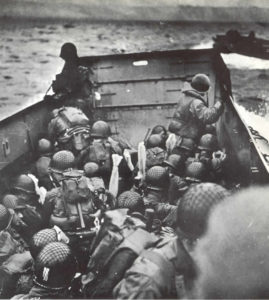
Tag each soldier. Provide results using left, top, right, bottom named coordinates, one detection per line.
left=145, top=134, right=167, bottom=170
left=0, top=227, right=69, bottom=298
left=48, top=106, right=91, bottom=156
left=81, top=120, right=130, bottom=189
left=0, top=203, right=32, bottom=298
left=12, top=242, right=77, bottom=299
left=47, top=150, right=75, bottom=188
left=116, top=190, right=145, bottom=215
left=169, top=74, right=223, bottom=144
left=177, top=182, right=230, bottom=250
left=51, top=43, right=94, bottom=117
left=194, top=186, right=269, bottom=299
left=32, top=138, right=54, bottom=190
left=170, top=136, right=196, bottom=161
left=84, top=162, right=115, bottom=211
left=82, top=206, right=159, bottom=299
left=9, top=175, right=47, bottom=242
left=196, top=133, right=227, bottom=183
left=163, top=154, right=188, bottom=205
left=184, top=161, right=209, bottom=185
left=113, top=198, right=197, bottom=299
left=112, top=183, right=230, bottom=300
left=151, top=125, right=168, bottom=149
left=144, top=166, right=177, bottom=228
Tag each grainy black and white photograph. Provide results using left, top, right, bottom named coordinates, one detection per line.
left=1, top=0, right=269, bottom=299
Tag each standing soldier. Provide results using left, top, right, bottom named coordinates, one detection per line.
left=51, top=43, right=95, bottom=118
left=168, top=74, right=223, bottom=147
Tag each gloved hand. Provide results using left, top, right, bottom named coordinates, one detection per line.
left=214, top=100, right=224, bottom=113
left=211, top=150, right=227, bottom=172
left=212, top=150, right=227, bottom=162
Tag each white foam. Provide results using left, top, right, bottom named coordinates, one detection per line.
left=191, top=41, right=213, bottom=49
left=221, top=53, right=269, bottom=70
left=234, top=102, right=269, bottom=142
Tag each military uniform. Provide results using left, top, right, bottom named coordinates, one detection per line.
left=113, top=237, right=196, bottom=299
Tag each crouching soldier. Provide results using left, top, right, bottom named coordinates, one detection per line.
left=80, top=120, right=132, bottom=190
left=144, top=166, right=177, bottom=228
left=48, top=106, right=91, bottom=157
left=163, top=154, right=188, bottom=205
left=82, top=205, right=160, bottom=299
left=32, top=138, right=54, bottom=190
left=12, top=242, right=77, bottom=299
left=0, top=203, right=32, bottom=298
left=113, top=182, right=230, bottom=299
left=49, top=171, right=97, bottom=231
left=8, top=175, right=49, bottom=242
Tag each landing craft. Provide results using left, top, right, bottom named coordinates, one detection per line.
left=0, top=48, right=268, bottom=196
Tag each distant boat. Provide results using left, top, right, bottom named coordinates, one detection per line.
left=213, top=29, right=269, bottom=59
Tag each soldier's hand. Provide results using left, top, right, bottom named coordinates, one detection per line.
left=212, top=150, right=227, bottom=162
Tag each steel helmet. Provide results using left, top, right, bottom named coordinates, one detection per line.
left=168, top=120, right=181, bottom=135
left=145, top=166, right=169, bottom=191
left=0, top=204, right=10, bottom=231
left=83, top=162, right=99, bottom=177
left=13, top=175, right=36, bottom=195
left=151, top=125, right=167, bottom=136
left=59, top=42, right=78, bottom=61
left=198, top=134, right=218, bottom=151
left=34, top=242, right=77, bottom=290
left=2, top=194, right=19, bottom=209
left=117, top=191, right=144, bottom=214
left=179, top=138, right=196, bottom=152
left=163, top=154, right=185, bottom=173
left=191, top=74, right=210, bottom=93
left=91, top=120, right=111, bottom=139
left=177, top=182, right=230, bottom=238
left=30, top=228, right=58, bottom=259
left=49, top=150, right=75, bottom=174
left=185, top=161, right=209, bottom=182
left=146, top=134, right=163, bottom=149
left=194, top=186, right=269, bottom=299
left=37, top=138, right=52, bottom=155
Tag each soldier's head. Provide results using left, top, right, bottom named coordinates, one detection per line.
left=145, top=166, right=169, bottom=193
left=59, top=42, right=78, bottom=62
left=49, top=150, right=75, bottom=183
left=146, top=134, right=163, bottom=149
left=33, top=242, right=77, bottom=291
left=185, top=161, right=208, bottom=184
left=12, top=174, right=38, bottom=205
left=0, top=204, right=11, bottom=231
left=91, top=120, right=111, bottom=139
left=117, top=191, right=145, bottom=215
left=191, top=74, right=210, bottom=93
left=84, top=162, right=99, bottom=178
left=198, top=134, right=218, bottom=158
left=37, top=138, right=53, bottom=156
left=177, top=183, right=230, bottom=241
left=194, top=186, right=269, bottom=299
left=171, top=137, right=196, bottom=159
left=163, top=154, right=185, bottom=176
left=151, top=125, right=167, bottom=146
left=29, top=228, right=59, bottom=259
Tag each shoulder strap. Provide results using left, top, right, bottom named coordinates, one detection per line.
left=117, top=228, right=159, bottom=255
